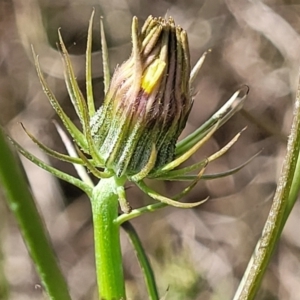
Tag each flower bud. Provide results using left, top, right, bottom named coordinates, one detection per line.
left=91, top=16, right=192, bottom=179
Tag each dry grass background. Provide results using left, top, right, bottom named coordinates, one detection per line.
left=0, top=0, right=300, bottom=299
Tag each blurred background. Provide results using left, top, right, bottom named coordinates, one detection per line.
left=0, top=0, right=300, bottom=299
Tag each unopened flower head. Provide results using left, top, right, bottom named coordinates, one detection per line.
left=91, top=16, right=192, bottom=179
left=15, top=12, right=247, bottom=210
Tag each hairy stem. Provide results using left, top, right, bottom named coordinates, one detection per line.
left=233, top=73, right=300, bottom=300
left=91, top=176, right=126, bottom=300
left=0, top=128, right=71, bottom=300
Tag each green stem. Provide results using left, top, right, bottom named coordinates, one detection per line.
left=91, top=176, right=126, bottom=300
left=233, top=74, right=300, bottom=300
left=0, top=205, right=9, bottom=300
left=122, top=221, right=159, bottom=300
left=282, top=143, right=300, bottom=228
left=0, top=128, right=71, bottom=300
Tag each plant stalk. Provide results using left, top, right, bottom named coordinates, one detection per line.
left=233, top=72, right=300, bottom=300
left=0, top=127, right=71, bottom=300
left=122, top=221, right=159, bottom=300
left=91, top=176, right=126, bottom=300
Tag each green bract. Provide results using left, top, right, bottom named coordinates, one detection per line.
left=10, top=12, right=250, bottom=213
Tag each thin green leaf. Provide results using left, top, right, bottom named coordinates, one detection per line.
left=189, top=49, right=210, bottom=86
left=173, top=163, right=207, bottom=200
left=53, top=120, right=95, bottom=187
left=135, top=180, right=208, bottom=208
left=151, top=129, right=244, bottom=180
left=176, top=86, right=249, bottom=156
left=149, top=160, right=206, bottom=180
left=117, top=173, right=208, bottom=224
left=152, top=122, right=219, bottom=178
left=58, top=33, right=104, bottom=166
left=207, top=128, right=245, bottom=163
left=86, top=10, right=96, bottom=116
left=122, top=221, right=159, bottom=300
left=21, top=122, right=84, bottom=165
left=158, top=151, right=261, bottom=181
left=100, top=16, right=111, bottom=95
left=58, top=30, right=87, bottom=128
left=81, top=96, right=106, bottom=166
left=7, top=135, right=93, bottom=195
left=118, top=150, right=256, bottom=222
left=32, top=47, right=88, bottom=152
